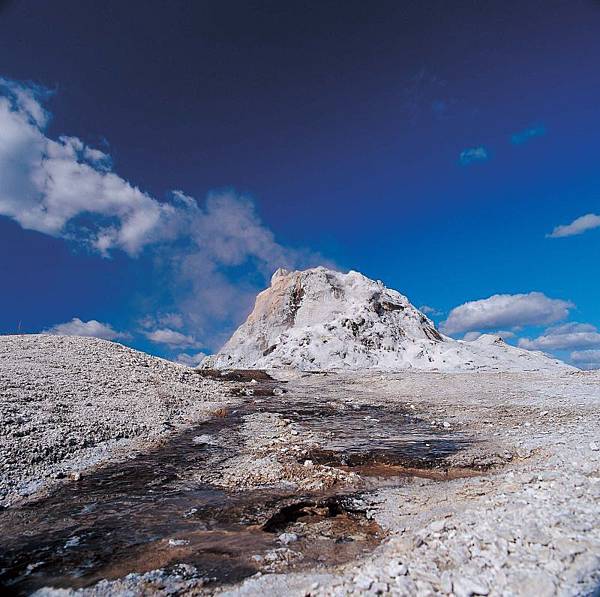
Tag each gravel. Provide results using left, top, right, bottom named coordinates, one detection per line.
left=2, top=338, right=599, bottom=595
left=0, top=334, right=230, bottom=506
left=215, top=369, right=600, bottom=596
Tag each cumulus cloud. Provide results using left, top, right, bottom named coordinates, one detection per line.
left=175, top=351, right=208, bottom=367
left=45, top=318, right=129, bottom=340
left=0, top=77, right=182, bottom=256
left=459, top=146, right=488, bottom=165
left=511, top=124, right=546, bottom=145
left=547, top=213, right=600, bottom=238
left=570, top=349, right=600, bottom=370
left=462, top=331, right=482, bottom=342
left=144, top=328, right=202, bottom=349
left=0, top=76, right=308, bottom=264
left=518, top=322, right=600, bottom=351
left=441, top=292, right=573, bottom=336
left=495, top=330, right=516, bottom=339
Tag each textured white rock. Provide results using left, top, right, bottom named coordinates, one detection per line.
left=387, top=560, right=408, bottom=577
left=0, top=334, right=228, bottom=505
left=278, top=532, right=298, bottom=545
left=353, top=574, right=373, bottom=590
left=510, top=570, right=556, bottom=596
left=452, top=576, right=489, bottom=596
left=204, top=267, right=573, bottom=372
left=429, top=519, right=446, bottom=533
left=25, top=367, right=600, bottom=596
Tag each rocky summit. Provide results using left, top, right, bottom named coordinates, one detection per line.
left=204, top=267, right=572, bottom=372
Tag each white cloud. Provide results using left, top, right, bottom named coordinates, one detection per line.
left=441, top=292, right=573, bottom=336
left=570, top=349, right=600, bottom=370
left=0, top=79, right=302, bottom=265
left=459, top=146, right=488, bottom=165
left=145, top=328, right=202, bottom=349
left=462, top=331, right=482, bottom=341
left=518, top=322, right=600, bottom=351
left=511, top=124, right=546, bottom=145
left=0, top=78, right=181, bottom=256
left=547, top=213, right=600, bottom=238
left=419, top=305, right=442, bottom=316
left=175, top=351, right=208, bottom=367
left=45, top=318, right=129, bottom=340
left=494, top=330, right=516, bottom=339
left=139, top=313, right=184, bottom=330
left=0, top=78, right=329, bottom=349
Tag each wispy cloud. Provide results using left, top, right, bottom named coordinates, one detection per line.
left=401, top=68, right=449, bottom=125
left=547, top=213, right=600, bottom=238
left=139, top=313, right=185, bottom=331
left=167, top=190, right=327, bottom=346
left=144, top=328, right=203, bottom=349
left=518, top=322, right=600, bottom=351
left=459, top=146, right=488, bottom=166
left=441, top=292, right=573, bottom=336
left=431, top=100, right=448, bottom=117
left=511, top=124, right=546, bottom=145
left=570, top=349, right=600, bottom=370
left=419, top=305, right=442, bottom=316
left=175, top=351, right=208, bottom=367
left=45, top=318, right=129, bottom=341
left=0, top=77, right=328, bottom=350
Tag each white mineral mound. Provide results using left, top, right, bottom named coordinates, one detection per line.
left=203, top=267, right=573, bottom=372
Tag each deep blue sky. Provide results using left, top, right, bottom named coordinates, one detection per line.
left=1, top=0, right=599, bottom=365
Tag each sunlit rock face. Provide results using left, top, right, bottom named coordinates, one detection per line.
left=203, top=267, right=573, bottom=372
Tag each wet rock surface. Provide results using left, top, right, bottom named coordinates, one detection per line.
left=0, top=371, right=469, bottom=594
left=1, top=341, right=600, bottom=596
left=222, top=371, right=600, bottom=597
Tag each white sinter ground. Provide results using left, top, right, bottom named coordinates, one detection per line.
left=0, top=304, right=598, bottom=595
left=203, top=267, right=571, bottom=372
left=0, top=334, right=231, bottom=506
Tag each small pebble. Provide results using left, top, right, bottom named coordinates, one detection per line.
left=387, top=560, right=408, bottom=577
left=168, top=538, right=189, bottom=547
left=353, top=574, right=373, bottom=590
left=278, top=532, right=299, bottom=545
left=429, top=519, right=446, bottom=533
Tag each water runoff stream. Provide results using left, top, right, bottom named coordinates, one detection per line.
left=0, top=371, right=476, bottom=594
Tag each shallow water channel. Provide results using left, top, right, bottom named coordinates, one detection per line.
left=0, top=371, right=473, bottom=594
